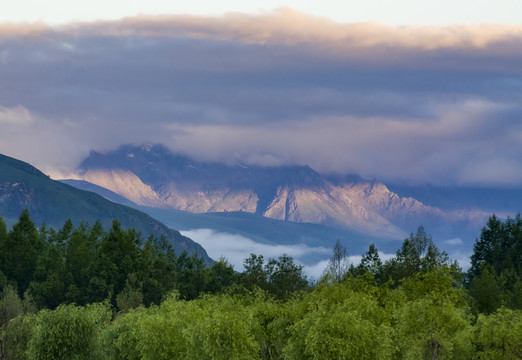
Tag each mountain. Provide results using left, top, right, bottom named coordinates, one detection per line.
left=63, top=179, right=400, bottom=251
left=0, top=153, right=211, bottom=262
left=74, top=144, right=494, bottom=244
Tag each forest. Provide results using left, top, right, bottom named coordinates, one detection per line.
left=0, top=210, right=521, bottom=359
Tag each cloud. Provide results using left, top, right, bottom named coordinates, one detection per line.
left=163, top=100, right=522, bottom=185
left=444, top=238, right=463, bottom=246
left=3, top=10, right=522, bottom=69
left=49, top=9, right=522, bottom=53
left=0, top=9, right=521, bottom=186
left=181, top=228, right=332, bottom=278
left=180, top=228, right=400, bottom=279
left=0, top=105, right=36, bottom=125
left=0, top=105, right=96, bottom=176
left=0, top=21, right=50, bottom=38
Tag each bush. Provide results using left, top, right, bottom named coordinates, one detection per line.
left=27, top=302, right=110, bottom=360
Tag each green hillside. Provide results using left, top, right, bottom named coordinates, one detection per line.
left=0, top=154, right=210, bottom=261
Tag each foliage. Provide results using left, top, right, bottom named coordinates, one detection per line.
left=1, top=314, right=35, bottom=360
left=356, top=243, right=383, bottom=279
left=241, top=254, right=308, bottom=300
left=265, top=255, right=308, bottom=300
left=393, top=270, right=473, bottom=359
left=393, top=295, right=472, bottom=359
left=381, top=225, right=456, bottom=285
left=0, top=211, right=215, bottom=310
left=322, top=239, right=350, bottom=282
left=472, top=307, right=522, bottom=359
left=27, top=302, right=111, bottom=360
left=1, top=211, right=521, bottom=359
left=183, top=295, right=261, bottom=360
left=1, top=270, right=520, bottom=360
left=0, top=286, right=22, bottom=330
left=115, top=274, right=143, bottom=313
left=467, top=214, right=522, bottom=313
left=0, top=286, right=23, bottom=359
left=206, top=257, right=237, bottom=294
left=283, top=278, right=394, bottom=359
left=0, top=210, right=43, bottom=295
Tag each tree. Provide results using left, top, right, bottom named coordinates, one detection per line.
left=2, top=210, right=44, bottom=294
left=472, top=307, right=522, bottom=359
left=0, top=217, right=7, bottom=289
left=468, top=214, right=506, bottom=281
left=27, top=302, right=111, bottom=360
left=1, top=312, right=34, bottom=360
left=392, top=269, right=474, bottom=359
left=29, top=240, right=67, bottom=309
left=99, top=220, right=142, bottom=300
left=206, top=257, right=237, bottom=294
left=175, top=252, right=208, bottom=300
left=322, top=240, right=350, bottom=282
left=0, top=285, right=23, bottom=330
left=241, top=254, right=308, bottom=299
left=394, top=295, right=472, bottom=359
left=139, top=235, right=178, bottom=306
left=183, top=295, right=260, bottom=360
left=355, top=243, right=383, bottom=280
left=0, top=271, right=5, bottom=295
left=116, top=274, right=143, bottom=313
left=65, top=222, right=102, bottom=305
left=242, top=254, right=268, bottom=291
left=0, top=286, right=23, bottom=359
left=468, top=264, right=502, bottom=314
left=381, top=225, right=452, bottom=284
left=467, top=214, right=522, bottom=312
left=283, top=279, right=393, bottom=359
left=265, top=255, right=308, bottom=300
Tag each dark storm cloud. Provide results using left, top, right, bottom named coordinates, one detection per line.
left=0, top=8, right=521, bottom=185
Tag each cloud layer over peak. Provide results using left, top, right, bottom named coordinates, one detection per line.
left=0, top=9, right=521, bottom=186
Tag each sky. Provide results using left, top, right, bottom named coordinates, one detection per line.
left=1, top=3, right=522, bottom=186
left=3, top=0, right=522, bottom=25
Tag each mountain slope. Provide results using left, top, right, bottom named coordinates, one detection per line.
left=0, top=153, right=210, bottom=262
left=76, top=144, right=484, bottom=240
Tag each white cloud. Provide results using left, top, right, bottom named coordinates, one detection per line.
left=0, top=104, right=91, bottom=176
left=54, top=11, right=522, bottom=57
left=0, top=105, right=35, bottom=125
left=181, top=228, right=399, bottom=279
left=181, top=228, right=332, bottom=278
left=444, top=238, right=463, bottom=246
